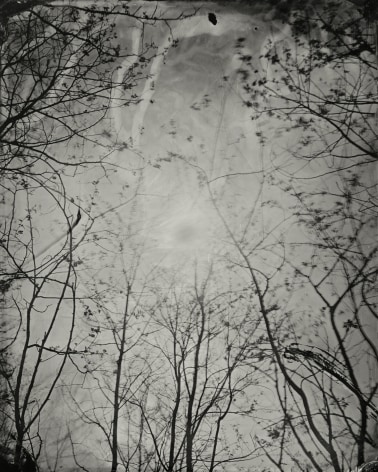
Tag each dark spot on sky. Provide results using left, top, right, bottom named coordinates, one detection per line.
left=208, top=13, right=217, bottom=25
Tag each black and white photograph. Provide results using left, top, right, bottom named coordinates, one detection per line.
left=0, top=0, right=377, bottom=471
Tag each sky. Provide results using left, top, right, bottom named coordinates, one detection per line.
left=3, top=1, right=378, bottom=471
left=85, top=4, right=286, bottom=272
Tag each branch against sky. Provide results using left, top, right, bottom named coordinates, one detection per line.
left=0, top=182, right=80, bottom=470
left=63, top=248, right=161, bottom=472
left=0, top=2, right=196, bottom=470
left=126, top=269, right=263, bottom=472
left=237, top=0, right=377, bottom=173
left=207, top=18, right=378, bottom=466
left=1, top=1, right=377, bottom=471
left=198, top=4, right=378, bottom=458
left=206, top=155, right=377, bottom=470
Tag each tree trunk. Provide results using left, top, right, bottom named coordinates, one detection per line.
left=14, top=437, right=23, bottom=472
left=111, top=284, right=131, bottom=472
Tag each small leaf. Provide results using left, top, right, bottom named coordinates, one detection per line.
left=208, top=13, right=217, bottom=25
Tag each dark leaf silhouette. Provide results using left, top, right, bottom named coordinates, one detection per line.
left=208, top=13, right=217, bottom=25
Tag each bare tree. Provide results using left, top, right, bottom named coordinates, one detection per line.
left=0, top=2, right=160, bottom=470
left=0, top=1, right=198, bottom=469
left=0, top=181, right=80, bottom=471
left=206, top=1, right=378, bottom=467
left=61, top=241, right=164, bottom=472
left=129, top=268, right=261, bottom=472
